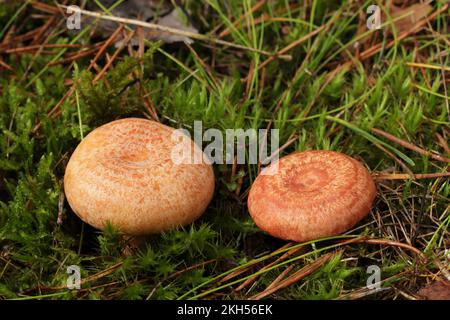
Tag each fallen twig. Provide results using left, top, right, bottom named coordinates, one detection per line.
left=249, top=252, right=338, bottom=300
left=372, top=128, right=450, bottom=163
left=373, top=172, right=450, bottom=181
left=56, top=4, right=291, bottom=61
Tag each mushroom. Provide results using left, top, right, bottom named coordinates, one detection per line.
left=247, top=150, right=376, bottom=242
left=64, top=118, right=215, bottom=235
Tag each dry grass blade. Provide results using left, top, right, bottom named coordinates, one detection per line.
left=257, top=25, right=325, bottom=71
left=218, top=0, right=267, bottom=38
left=88, top=24, right=124, bottom=70
left=38, top=262, right=124, bottom=291
left=335, top=271, right=409, bottom=300
left=249, top=252, right=338, bottom=300
left=49, top=47, right=102, bottom=66
left=0, top=58, right=13, bottom=71
left=329, top=4, right=449, bottom=76
left=373, top=172, right=450, bottom=181
left=3, top=44, right=82, bottom=54
left=218, top=264, right=255, bottom=285
left=435, top=133, right=450, bottom=155
left=264, top=265, right=295, bottom=291
left=340, top=237, right=427, bottom=263
left=93, top=29, right=135, bottom=83
left=37, top=25, right=126, bottom=129
left=147, top=259, right=217, bottom=300
left=371, top=128, right=450, bottom=163
left=219, top=243, right=294, bottom=285
left=235, top=245, right=304, bottom=292
left=406, top=62, right=450, bottom=73
left=372, top=141, right=414, bottom=176
left=56, top=5, right=291, bottom=60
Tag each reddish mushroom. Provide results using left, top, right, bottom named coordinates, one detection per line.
left=64, top=118, right=215, bottom=235
left=247, top=150, right=376, bottom=242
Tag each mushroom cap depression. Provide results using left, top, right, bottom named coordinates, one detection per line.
left=64, top=118, right=215, bottom=235
left=247, top=150, right=376, bottom=242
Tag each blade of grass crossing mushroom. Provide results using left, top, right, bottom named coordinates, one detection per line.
left=325, top=116, right=415, bottom=166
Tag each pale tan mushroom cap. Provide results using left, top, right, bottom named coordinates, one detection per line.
left=248, top=150, right=376, bottom=242
left=64, top=118, right=215, bottom=235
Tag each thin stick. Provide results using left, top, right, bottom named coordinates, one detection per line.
left=373, top=172, right=450, bottom=181
left=88, top=25, right=124, bottom=70
left=218, top=0, right=267, bottom=38
left=373, top=142, right=414, bottom=177
left=38, top=262, right=124, bottom=291
left=328, top=4, right=449, bottom=76
left=339, top=237, right=427, bottom=262
left=220, top=242, right=294, bottom=285
left=406, top=62, right=450, bottom=73
left=57, top=4, right=290, bottom=60
left=372, top=128, right=450, bottom=163
left=249, top=252, right=337, bottom=300
left=436, top=133, right=450, bottom=155
left=4, top=44, right=82, bottom=54
left=48, top=47, right=101, bottom=66
left=93, top=29, right=135, bottom=83
left=264, top=265, right=294, bottom=291
left=235, top=245, right=303, bottom=292
left=0, top=58, right=13, bottom=71
left=257, top=25, right=325, bottom=72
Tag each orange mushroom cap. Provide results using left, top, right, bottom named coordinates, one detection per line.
left=64, top=118, right=215, bottom=235
left=247, top=150, right=376, bottom=242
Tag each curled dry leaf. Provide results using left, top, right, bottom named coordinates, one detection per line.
left=417, top=280, right=450, bottom=300
left=87, top=0, right=199, bottom=45
left=354, top=2, right=433, bottom=51
left=389, top=2, right=433, bottom=35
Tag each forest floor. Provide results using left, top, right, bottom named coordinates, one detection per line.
left=0, top=0, right=449, bottom=300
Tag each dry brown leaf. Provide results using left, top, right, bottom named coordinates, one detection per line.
left=87, top=0, right=198, bottom=45
left=147, top=8, right=198, bottom=44
left=388, top=2, right=433, bottom=34
left=354, top=1, right=433, bottom=51
left=417, top=280, right=450, bottom=300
